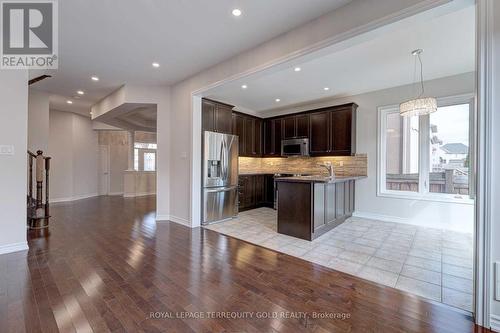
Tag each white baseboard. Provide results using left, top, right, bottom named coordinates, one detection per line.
left=51, top=193, right=99, bottom=203
left=123, top=191, right=156, bottom=198
left=352, top=211, right=408, bottom=224
left=491, top=314, right=500, bottom=332
left=0, top=242, right=28, bottom=255
left=108, top=191, right=124, bottom=196
left=156, top=214, right=192, bottom=227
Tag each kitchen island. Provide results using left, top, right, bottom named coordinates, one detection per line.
left=275, top=175, right=365, bottom=241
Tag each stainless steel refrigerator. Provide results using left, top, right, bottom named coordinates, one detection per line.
left=202, top=131, right=239, bottom=225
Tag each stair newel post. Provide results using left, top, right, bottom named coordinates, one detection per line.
left=28, top=153, right=33, bottom=200
left=44, top=157, right=51, bottom=219
left=35, top=151, right=44, bottom=212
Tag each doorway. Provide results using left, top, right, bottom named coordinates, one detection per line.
left=98, top=145, right=110, bottom=195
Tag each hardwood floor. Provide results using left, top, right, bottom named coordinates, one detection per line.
left=0, top=196, right=491, bottom=332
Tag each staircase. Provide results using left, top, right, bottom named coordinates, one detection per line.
left=27, top=150, right=51, bottom=229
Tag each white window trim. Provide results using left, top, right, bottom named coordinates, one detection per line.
left=377, top=93, right=475, bottom=205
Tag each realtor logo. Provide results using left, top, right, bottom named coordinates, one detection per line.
left=1, top=0, right=58, bottom=69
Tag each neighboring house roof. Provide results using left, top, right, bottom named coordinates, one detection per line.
left=440, top=143, right=468, bottom=154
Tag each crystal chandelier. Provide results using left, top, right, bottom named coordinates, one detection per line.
left=400, top=49, right=437, bottom=117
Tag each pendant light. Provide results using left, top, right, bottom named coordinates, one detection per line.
left=400, top=49, right=437, bottom=117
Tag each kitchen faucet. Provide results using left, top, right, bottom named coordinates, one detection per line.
left=319, top=161, right=335, bottom=179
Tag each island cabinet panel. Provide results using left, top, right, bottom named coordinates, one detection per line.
left=277, top=178, right=357, bottom=241
left=313, top=185, right=326, bottom=231
left=335, top=182, right=345, bottom=218
left=202, top=99, right=233, bottom=134
left=324, top=184, right=336, bottom=226
left=277, top=182, right=313, bottom=240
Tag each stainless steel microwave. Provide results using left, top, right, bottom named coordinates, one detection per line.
left=281, top=138, right=309, bottom=157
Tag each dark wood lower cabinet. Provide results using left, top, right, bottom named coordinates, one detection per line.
left=238, top=174, right=274, bottom=212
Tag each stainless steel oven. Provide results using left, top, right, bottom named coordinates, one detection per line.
left=281, top=138, right=309, bottom=157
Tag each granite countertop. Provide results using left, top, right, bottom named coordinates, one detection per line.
left=239, top=171, right=276, bottom=175
left=274, top=175, right=366, bottom=183
left=239, top=171, right=310, bottom=176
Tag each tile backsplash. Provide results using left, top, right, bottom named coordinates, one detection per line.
left=239, top=155, right=367, bottom=176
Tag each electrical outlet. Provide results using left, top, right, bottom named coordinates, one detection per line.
left=496, top=262, right=500, bottom=301
left=0, top=145, right=14, bottom=155
left=339, top=161, right=344, bottom=167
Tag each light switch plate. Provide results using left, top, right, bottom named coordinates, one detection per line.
left=496, top=262, right=500, bottom=301
left=0, top=145, right=14, bottom=155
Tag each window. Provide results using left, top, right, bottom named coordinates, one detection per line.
left=143, top=152, right=156, bottom=171
left=134, top=142, right=157, bottom=171
left=378, top=94, right=474, bottom=202
left=385, top=113, right=419, bottom=192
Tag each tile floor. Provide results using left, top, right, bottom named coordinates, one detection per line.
left=204, top=207, right=474, bottom=312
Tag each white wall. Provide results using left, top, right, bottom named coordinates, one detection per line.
left=0, top=70, right=29, bottom=254
left=161, top=0, right=459, bottom=225
left=262, top=73, right=475, bottom=232
left=48, top=110, right=98, bottom=202
left=28, top=89, right=50, bottom=153
left=91, top=84, right=170, bottom=219
left=489, top=0, right=500, bottom=325
left=97, top=130, right=130, bottom=195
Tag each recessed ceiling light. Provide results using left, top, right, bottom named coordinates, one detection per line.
left=91, top=76, right=99, bottom=81
left=67, top=100, right=73, bottom=104
left=323, top=87, right=330, bottom=91
left=77, top=90, right=84, bottom=95
left=294, top=67, right=301, bottom=72
left=232, top=8, right=242, bottom=17
left=152, top=62, right=160, bottom=68
left=275, top=98, right=281, bottom=102
left=241, top=84, right=248, bottom=89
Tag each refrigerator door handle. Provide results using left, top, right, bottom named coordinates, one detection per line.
left=219, top=138, right=225, bottom=181
left=205, top=186, right=236, bottom=193
left=222, top=138, right=228, bottom=181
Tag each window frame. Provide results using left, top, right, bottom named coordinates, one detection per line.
left=134, top=142, right=157, bottom=172
left=377, top=93, right=474, bottom=205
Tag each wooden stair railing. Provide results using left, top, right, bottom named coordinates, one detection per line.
left=27, top=150, right=51, bottom=229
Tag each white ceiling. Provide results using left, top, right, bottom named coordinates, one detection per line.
left=205, top=6, right=475, bottom=113
left=28, top=0, right=352, bottom=112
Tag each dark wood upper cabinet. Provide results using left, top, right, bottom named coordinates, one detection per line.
left=309, top=104, right=357, bottom=156
left=232, top=113, right=245, bottom=155
left=243, top=117, right=254, bottom=156
left=309, top=111, right=330, bottom=155
left=263, top=118, right=282, bottom=156
left=215, top=103, right=233, bottom=134
left=296, top=114, right=310, bottom=138
left=331, top=108, right=354, bottom=155
left=283, top=116, right=296, bottom=139
left=263, top=119, right=273, bottom=155
left=202, top=98, right=233, bottom=134
left=207, top=99, right=356, bottom=158
left=232, top=111, right=262, bottom=157
left=282, top=114, right=310, bottom=139
left=253, top=118, right=262, bottom=156
left=202, top=99, right=216, bottom=133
